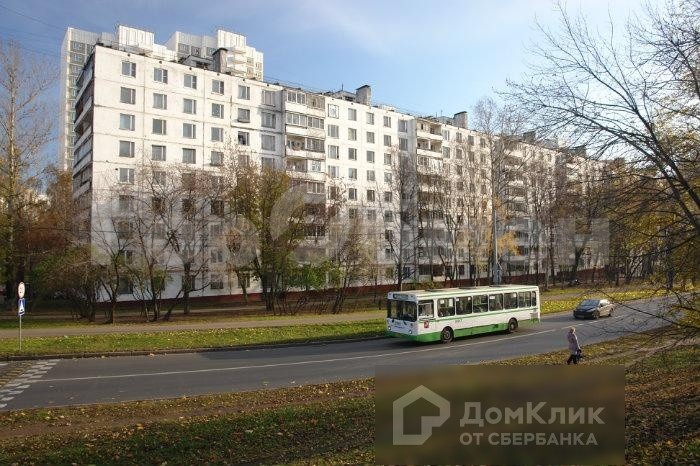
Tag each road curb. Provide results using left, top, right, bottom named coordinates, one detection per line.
left=0, top=335, right=388, bottom=361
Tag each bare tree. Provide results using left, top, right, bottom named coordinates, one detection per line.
left=0, top=40, right=55, bottom=302
left=505, top=0, right=699, bottom=237
left=471, top=97, right=529, bottom=284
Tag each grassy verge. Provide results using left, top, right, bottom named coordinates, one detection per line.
left=0, top=320, right=385, bottom=357
left=0, top=332, right=696, bottom=464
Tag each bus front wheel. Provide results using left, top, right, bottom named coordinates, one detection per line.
left=440, top=327, right=454, bottom=344
left=507, top=318, right=518, bottom=334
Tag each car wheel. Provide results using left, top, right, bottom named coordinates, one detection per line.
left=608, top=308, right=613, bottom=317
left=507, top=318, right=518, bottom=333
left=440, top=327, right=454, bottom=344
left=594, top=310, right=600, bottom=319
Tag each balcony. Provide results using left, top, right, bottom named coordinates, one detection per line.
left=417, top=127, right=443, bottom=141
left=285, top=146, right=325, bottom=160
left=285, top=124, right=326, bottom=140
left=287, top=169, right=326, bottom=182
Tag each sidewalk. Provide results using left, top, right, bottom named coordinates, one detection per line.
left=0, top=311, right=386, bottom=338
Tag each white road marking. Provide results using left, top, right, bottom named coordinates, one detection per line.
left=0, top=360, right=58, bottom=409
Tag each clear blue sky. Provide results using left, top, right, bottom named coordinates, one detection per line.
left=0, top=0, right=653, bottom=165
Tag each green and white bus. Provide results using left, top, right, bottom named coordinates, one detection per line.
left=386, top=285, right=540, bottom=343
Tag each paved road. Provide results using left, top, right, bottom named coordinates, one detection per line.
left=0, top=298, right=675, bottom=411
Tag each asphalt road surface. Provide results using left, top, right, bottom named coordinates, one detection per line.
left=0, top=298, right=676, bottom=411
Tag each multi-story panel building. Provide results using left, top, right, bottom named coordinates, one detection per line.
left=70, top=24, right=598, bottom=301
left=60, top=25, right=264, bottom=170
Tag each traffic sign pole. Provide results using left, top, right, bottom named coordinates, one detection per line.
left=17, top=283, right=25, bottom=352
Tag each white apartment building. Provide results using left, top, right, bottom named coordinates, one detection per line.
left=60, top=25, right=263, bottom=170
left=71, top=26, right=581, bottom=301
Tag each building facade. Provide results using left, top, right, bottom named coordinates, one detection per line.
left=71, top=25, right=595, bottom=302
left=60, top=25, right=263, bottom=170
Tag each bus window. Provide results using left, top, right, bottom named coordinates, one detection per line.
left=518, top=292, right=531, bottom=307
left=456, top=296, right=472, bottom=315
left=504, top=292, right=518, bottom=309
left=473, top=295, right=488, bottom=313
left=489, top=294, right=504, bottom=311
left=418, top=300, right=434, bottom=319
left=531, top=291, right=537, bottom=306
left=402, top=302, right=417, bottom=321
left=438, top=298, right=455, bottom=317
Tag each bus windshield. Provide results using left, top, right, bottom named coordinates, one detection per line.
left=387, top=300, right=418, bottom=321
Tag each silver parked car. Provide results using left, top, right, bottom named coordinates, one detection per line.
left=573, top=299, right=614, bottom=319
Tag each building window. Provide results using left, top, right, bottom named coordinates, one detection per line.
left=184, top=74, right=197, bottom=89
left=153, top=68, right=168, bottom=83
left=348, top=188, right=357, bottom=201
left=349, top=208, right=358, bottom=219
left=183, top=123, right=196, bottom=139
left=348, top=167, right=357, bottom=180
left=261, top=134, right=275, bottom=151
left=348, top=108, right=357, bottom=120
left=348, top=128, right=357, bottom=141
left=328, top=145, right=339, bottom=159
left=237, top=108, right=250, bottom=123
left=367, top=210, right=377, bottom=221
left=398, top=120, right=408, bottom=132
left=367, top=150, right=375, bottom=163
left=347, top=147, right=357, bottom=161
left=384, top=135, right=392, bottom=147
left=153, top=93, right=167, bottom=110
left=183, top=98, right=197, bottom=114
left=327, top=124, right=339, bottom=138
left=367, top=170, right=375, bottom=182
left=121, top=61, right=136, bottom=77
left=211, top=151, right=223, bottom=166
left=287, top=90, right=306, bottom=104
left=328, top=165, right=339, bottom=178
left=182, top=148, right=196, bottom=164
left=383, top=116, right=391, bottom=128
left=310, top=160, right=322, bottom=172
left=238, top=85, right=250, bottom=100
left=262, top=89, right=275, bottom=106
left=119, top=114, right=135, bottom=131
left=366, top=112, right=374, bottom=125
left=152, top=118, right=167, bottom=135
left=210, top=103, right=224, bottom=119
left=119, top=167, right=134, bottom=184
left=327, top=103, right=339, bottom=118
left=286, top=112, right=306, bottom=126
left=119, top=140, right=135, bottom=158
left=384, top=191, right=392, bottom=202
left=443, top=147, right=451, bottom=158
left=399, top=137, right=408, bottom=151
left=120, top=87, right=135, bottom=104
left=238, top=131, right=250, bottom=146
left=153, top=170, right=166, bottom=185
left=384, top=153, right=392, bottom=165
left=384, top=211, right=394, bottom=222
left=367, top=132, right=375, bottom=144
left=211, top=127, right=224, bottom=142
left=261, top=112, right=276, bottom=128
left=212, top=79, right=224, bottom=94
left=456, top=148, right=463, bottom=159
left=152, top=145, right=166, bottom=161
left=70, top=41, right=85, bottom=53
left=308, top=116, right=324, bottom=129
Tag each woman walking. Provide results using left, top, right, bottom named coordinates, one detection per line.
left=566, top=327, right=581, bottom=365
